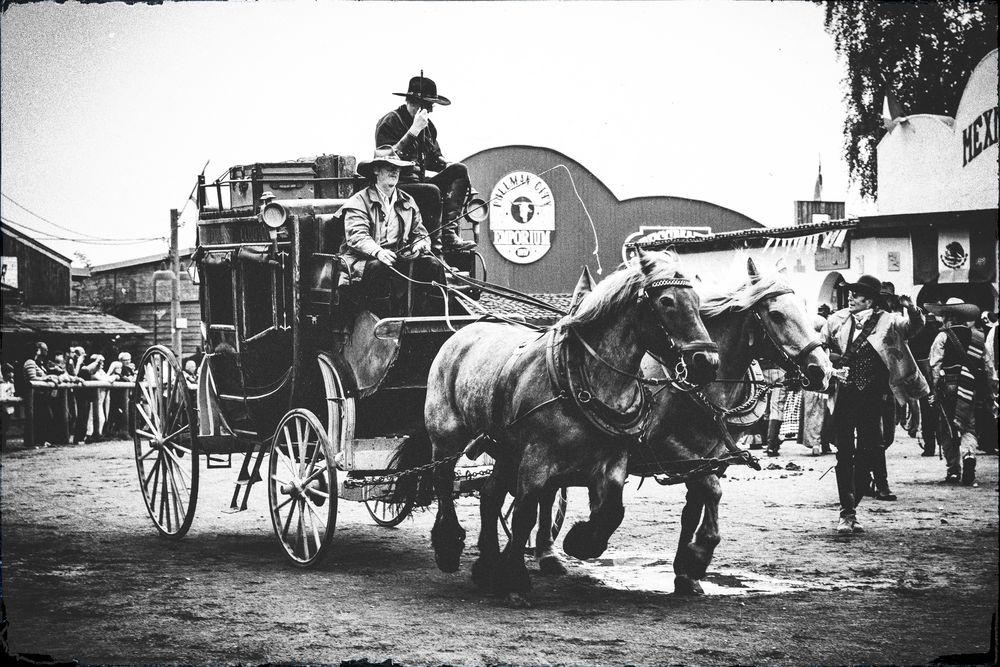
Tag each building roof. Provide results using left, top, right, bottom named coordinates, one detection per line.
left=89, top=247, right=194, bottom=273
left=0, top=221, right=73, bottom=265
left=1, top=305, right=149, bottom=336
left=635, top=208, right=997, bottom=253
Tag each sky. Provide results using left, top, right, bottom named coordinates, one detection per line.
left=0, top=0, right=874, bottom=267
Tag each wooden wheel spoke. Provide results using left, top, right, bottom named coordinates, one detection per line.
left=161, top=446, right=192, bottom=487
left=136, top=402, right=161, bottom=439
left=303, top=499, right=324, bottom=551
left=280, top=497, right=298, bottom=543
left=163, top=455, right=188, bottom=519
left=144, top=455, right=163, bottom=491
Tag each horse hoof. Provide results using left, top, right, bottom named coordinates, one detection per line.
left=431, top=526, right=466, bottom=573
left=674, top=575, right=705, bottom=596
left=505, top=592, right=533, bottom=608
left=538, top=555, right=568, bottom=576
left=562, top=523, right=608, bottom=560
left=471, top=557, right=498, bottom=592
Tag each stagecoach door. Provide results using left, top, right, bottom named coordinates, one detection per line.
left=202, top=246, right=293, bottom=438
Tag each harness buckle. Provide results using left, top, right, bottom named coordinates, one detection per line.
left=577, top=390, right=592, bottom=404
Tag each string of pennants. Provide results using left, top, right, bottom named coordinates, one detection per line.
left=762, top=228, right=849, bottom=253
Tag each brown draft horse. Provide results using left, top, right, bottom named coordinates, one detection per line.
left=527, top=257, right=834, bottom=594
left=423, top=251, right=719, bottom=603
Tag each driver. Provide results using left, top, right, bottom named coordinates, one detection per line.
left=339, top=147, right=444, bottom=317
left=375, top=74, right=476, bottom=254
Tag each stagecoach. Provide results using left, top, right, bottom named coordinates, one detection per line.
left=129, top=154, right=566, bottom=567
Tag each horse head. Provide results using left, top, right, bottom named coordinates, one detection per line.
left=637, top=250, right=719, bottom=385
left=745, top=258, right=832, bottom=391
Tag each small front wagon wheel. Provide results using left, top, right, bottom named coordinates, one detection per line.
left=132, top=345, right=199, bottom=538
left=365, top=493, right=415, bottom=527
left=268, top=409, right=337, bottom=567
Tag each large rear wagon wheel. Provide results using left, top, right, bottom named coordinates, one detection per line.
left=268, top=409, right=337, bottom=567
left=500, top=487, right=568, bottom=554
left=132, top=345, right=199, bottom=538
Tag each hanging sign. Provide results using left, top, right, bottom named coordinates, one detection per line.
left=489, top=171, right=555, bottom=264
left=622, top=226, right=711, bottom=263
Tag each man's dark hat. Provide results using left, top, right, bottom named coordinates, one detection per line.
left=840, top=274, right=881, bottom=298
left=393, top=75, right=451, bottom=106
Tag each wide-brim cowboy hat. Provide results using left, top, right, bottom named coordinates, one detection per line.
left=356, top=146, right=414, bottom=179
left=392, top=75, right=451, bottom=106
left=839, top=274, right=882, bottom=299
left=923, top=297, right=981, bottom=321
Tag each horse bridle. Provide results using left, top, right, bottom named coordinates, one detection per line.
left=750, top=289, right=825, bottom=388
left=638, top=276, right=719, bottom=384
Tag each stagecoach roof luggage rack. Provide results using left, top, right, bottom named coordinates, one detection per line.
left=197, top=154, right=362, bottom=215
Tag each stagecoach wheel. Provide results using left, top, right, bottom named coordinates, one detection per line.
left=268, top=409, right=337, bottom=567
left=364, top=492, right=415, bottom=527
left=132, top=345, right=199, bottom=539
left=500, top=487, right=569, bottom=553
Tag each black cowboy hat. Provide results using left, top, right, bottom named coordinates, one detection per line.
left=923, top=297, right=981, bottom=322
left=356, top=146, right=414, bottom=180
left=839, top=274, right=882, bottom=299
left=393, top=75, right=451, bottom=106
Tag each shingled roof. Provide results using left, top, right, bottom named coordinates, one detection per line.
left=468, top=293, right=572, bottom=323
left=1, top=305, right=148, bottom=336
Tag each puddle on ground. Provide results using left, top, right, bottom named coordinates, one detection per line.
left=574, top=552, right=897, bottom=596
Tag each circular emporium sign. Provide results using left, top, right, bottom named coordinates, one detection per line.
left=489, top=171, right=555, bottom=264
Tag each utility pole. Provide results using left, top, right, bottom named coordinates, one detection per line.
left=170, top=208, right=182, bottom=357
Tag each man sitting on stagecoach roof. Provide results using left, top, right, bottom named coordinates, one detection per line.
left=375, top=74, right=476, bottom=254
left=339, top=146, right=444, bottom=316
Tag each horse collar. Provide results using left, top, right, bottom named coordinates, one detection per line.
left=545, top=326, right=650, bottom=439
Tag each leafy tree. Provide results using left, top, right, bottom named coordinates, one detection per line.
left=821, top=1, right=998, bottom=198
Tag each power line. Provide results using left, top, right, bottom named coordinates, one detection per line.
left=1, top=216, right=165, bottom=244
left=1, top=192, right=108, bottom=240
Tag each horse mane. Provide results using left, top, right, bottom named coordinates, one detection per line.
left=562, top=252, right=684, bottom=327
left=699, top=267, right=794, bottom=318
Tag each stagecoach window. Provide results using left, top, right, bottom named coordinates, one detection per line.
left=205, top=263, right=236, bottom=326
left=241, top=262, right=276, bottom=339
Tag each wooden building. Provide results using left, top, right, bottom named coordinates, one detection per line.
left=2, top=222, right=149, bottom=364
left=1, top=221, right=72, bottom=305
left=75, top=249, right=202, bottom=358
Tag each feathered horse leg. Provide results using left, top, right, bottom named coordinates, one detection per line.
left=472, top=453, right=513, bottom=592
left=562, top=452, right=628, bottom=560
left=673, top=473, right=722, bottom=595
left=534, top=486, right=567, bottom=575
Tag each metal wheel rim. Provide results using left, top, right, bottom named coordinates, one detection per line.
left=268, top=409, right=337, bottom=567
left=500, top=487, right=568, bottom=552
left=132, top=346, right=199, bottom=539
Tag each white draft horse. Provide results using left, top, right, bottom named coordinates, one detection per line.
left=527, top=257, right=834, bottom=594
left=424, top=251, right=719, bottom=603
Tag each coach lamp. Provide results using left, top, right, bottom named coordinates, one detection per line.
left=461, top=190, right=489, bottom=244
left=259, top=199, right=289, bottom=255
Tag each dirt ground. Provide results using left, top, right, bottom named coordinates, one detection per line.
left=2, top=431, right=997, bottom=666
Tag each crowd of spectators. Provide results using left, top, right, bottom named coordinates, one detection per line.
left=3, top=341, right=140, bottom=446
